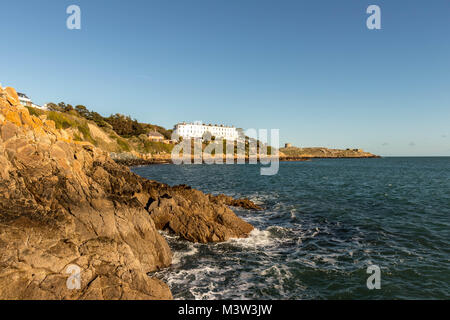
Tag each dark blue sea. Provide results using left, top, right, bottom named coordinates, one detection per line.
left=132, top=158, right=450, bottom=299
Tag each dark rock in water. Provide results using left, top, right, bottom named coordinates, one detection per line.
left=111, top=156, right=172, bottom=167
left=0, top=86, right=254, bottom=299
left=143, top=184, right=254, bottom=243
left=209, top=194, right=263, bottom=211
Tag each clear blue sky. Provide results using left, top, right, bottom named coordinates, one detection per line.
left=1, top=0, right=449, bottom=156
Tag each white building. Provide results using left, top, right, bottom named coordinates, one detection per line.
left=18, top=92, right=32, bottom=107
left=174, top=122, right=239, bottom=141
left=0, top=82, right=47, bottom=110
left=17, top=92, right=48, bottom=110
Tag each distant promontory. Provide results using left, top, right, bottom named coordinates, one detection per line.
left=279, top=146, right=380, bottom=160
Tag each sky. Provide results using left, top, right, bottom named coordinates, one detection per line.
left=1, top=0, right=449, bottom=156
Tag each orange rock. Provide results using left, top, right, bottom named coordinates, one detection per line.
left=18, top=108, right=34, bottom=127
left=5, top=110, right=22, bottom=126
left=4, top=87, right=20, bottom=106
left=44, top=119, right=56, bottom=130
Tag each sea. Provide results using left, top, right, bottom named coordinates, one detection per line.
left=131, top=157, right=450, bottom=299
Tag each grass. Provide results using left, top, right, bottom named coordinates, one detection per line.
left=78, top=124, right=97, bottom=145
left=73, top=133, right=83, bottom=142
left=25, top=106, right=45, bottom=117
left=47, top=111, right=77, bottom=130
left=142, top=140, right=174, bottom=154
left=115, top=137, right=131, bottom=152
left=43, top=110, right=97, bottom=145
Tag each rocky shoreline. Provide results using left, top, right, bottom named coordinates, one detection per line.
left=0, top=85, right=380, bottom=300
left=0, top=86, right=260, bottom=300
left=112, top=155, right=379, bottom=167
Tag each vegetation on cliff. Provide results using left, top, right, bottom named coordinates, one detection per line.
left=25, top=104, right=174, bottom=157
left=46, top=102, right=173, bottom=139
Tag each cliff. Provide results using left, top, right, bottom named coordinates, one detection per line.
left=0, top=86, right=254, bottom=299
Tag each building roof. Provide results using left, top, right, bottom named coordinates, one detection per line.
left=175, top=122, right=235, bottom=128
left=17, top=92, right=30, bottom=99
left=147, top=131, right=164, bottom=138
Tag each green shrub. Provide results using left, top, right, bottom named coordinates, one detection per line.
left=116, top=137, right=131, bottom=152
left=47, top=111, right=76, bottom=129
left=25, top=106, right=44, bottom=117
left=77, top=124, right=96, bottom=145
left=141, top=140, right=174, bottom=154
left=73, top=133, right=83, bottom=141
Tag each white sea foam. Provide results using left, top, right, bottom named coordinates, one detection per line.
left=319, top=255, right=338, bottom=265
left=164, top=265, right=226, bottom=287
left=226, top=228, right=274, bottom=248
left=297, top=257, right=317, bottom=268
left=172, top=243, right=199, bottom=265
left=248, top=192, right=278, bottom=205
left=183, top=268, right=265, bottom=300
left=158, top=230, right=180, bottom=240
left=163, top=265, right=234, bottom=300
left=290, top=209, right=297, bottom=219
left=260, top=265, right=292, bottom=279
left=258, top=264, right=300, bottom=296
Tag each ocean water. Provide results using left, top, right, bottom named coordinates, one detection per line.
left=132, top=158, right=450, bottom=299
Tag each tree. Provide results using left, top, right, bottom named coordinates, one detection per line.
left=75, top=105, right=89, bottom=117
left=104, top=114, right=146, bottom=137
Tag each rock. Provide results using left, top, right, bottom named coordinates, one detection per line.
left=4, top=87, right=20, bottom=106
left=279, top=146, right=380, bottom=159
left=143, top=184, right=254, bottom=243
left=0, top=123, right=173, bottom=299
left=0, top=85, right=254, bottom=299
left=209, top=194, right=263, bottom=211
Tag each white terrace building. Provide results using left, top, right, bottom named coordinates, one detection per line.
left=174, top=122, right=239, bottom=141
left=18, top=92, right=32, bottom=107
left=18, top=92, right=48, bottom=110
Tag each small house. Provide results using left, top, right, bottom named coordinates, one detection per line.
left=147, top=131, right=164, bottom=142
left=18, top=93, right=32, bottom=107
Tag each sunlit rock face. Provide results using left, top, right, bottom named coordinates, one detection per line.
left=0, top=85, right=253, bottom=299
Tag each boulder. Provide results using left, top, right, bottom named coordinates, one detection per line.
left=4, top=87, right=20, bottom=106
left=209, top=193, right=263, bottom=211
left=143, top=184, right=254, bottom=243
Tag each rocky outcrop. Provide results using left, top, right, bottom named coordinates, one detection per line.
left=110, top=153, right=172, bottom=166
left=142, top=185, right=254, bottom=243
left=279, top=146, right=380, bottom=159
left=209, top=194, right=263, bottom=211
left=0, top=86, right=254, bottom=299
